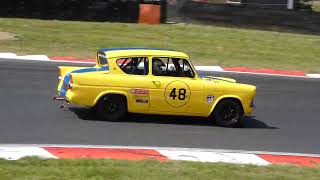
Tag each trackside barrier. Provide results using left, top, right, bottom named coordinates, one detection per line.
left=139, top=4, right=161, bottom=24
left=139, top=0, right=167, bottom=24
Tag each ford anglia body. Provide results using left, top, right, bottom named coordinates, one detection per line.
left=56, top=48, right=256, bottom=127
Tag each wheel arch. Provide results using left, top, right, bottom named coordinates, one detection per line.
left=94, top=90, right=128, bottom=107
left=208, top=95, right=244, bottom=117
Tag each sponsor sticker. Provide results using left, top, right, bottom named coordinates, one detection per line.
left=206, top=95, right=214, bottom=104
left=131, top=89, right=149, bottom=96
left=136, top=99, right=149, bottom=104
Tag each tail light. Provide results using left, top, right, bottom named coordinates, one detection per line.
left=67, top=74, right=73, bottom=89
left=58, top=69, right=62, bottom=81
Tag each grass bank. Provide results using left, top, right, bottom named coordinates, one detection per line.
left=0, top=158, right=320, bottom=180
left=313, top=1, right=320, bottom=12
left=0, top=18, right=319, bottom=72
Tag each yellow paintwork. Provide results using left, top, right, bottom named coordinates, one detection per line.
left=57, top=49, right=256, bottom=117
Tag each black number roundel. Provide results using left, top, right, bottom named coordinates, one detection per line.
left=165, top=81, right=191, bottom=107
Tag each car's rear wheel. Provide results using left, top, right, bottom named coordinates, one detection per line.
left=212, top=99, right=243, bottom=127
left=96, top=95, right=127, bottom=121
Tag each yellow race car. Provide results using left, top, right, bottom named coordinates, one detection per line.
left=55, top=48, right=256, bottom=127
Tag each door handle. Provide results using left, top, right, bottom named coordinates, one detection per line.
left=152, top=81, right=161, bottom=85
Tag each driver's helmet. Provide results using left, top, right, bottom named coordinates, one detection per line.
left=152, top=58, right=165, bottom=75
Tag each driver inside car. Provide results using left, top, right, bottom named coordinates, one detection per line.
left=152, top=58, right=166, bottom=76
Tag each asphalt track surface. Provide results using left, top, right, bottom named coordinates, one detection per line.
left=1, top=59, right=320, bottom=154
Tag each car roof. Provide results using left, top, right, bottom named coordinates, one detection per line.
left=99, top=48, right=189, bottom=59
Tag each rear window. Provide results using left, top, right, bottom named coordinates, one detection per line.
left=97, top=52, right=108, bottom=66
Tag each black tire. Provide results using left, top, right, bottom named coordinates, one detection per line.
left=212, top=99, right=243, bottom=127
left=96, top=95, right=127, bottom=121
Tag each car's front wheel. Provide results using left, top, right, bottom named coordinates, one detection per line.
left=96, top=95, right=127, bottom=121
left=212, top=99, right=243, bottom=127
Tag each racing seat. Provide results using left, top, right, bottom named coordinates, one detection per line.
left=152, top=59, right=166, bottom=76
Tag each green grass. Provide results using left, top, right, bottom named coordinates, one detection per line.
left=0, top=18, right=319, bottom=72
left=313, top=2, right=320, bottom=12
left=0, top=158, right=320, bottom=180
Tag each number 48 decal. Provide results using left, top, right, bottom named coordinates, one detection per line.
left=165, top=81, right=190, bottom=107
left=170, top=88, right=187, bottom=100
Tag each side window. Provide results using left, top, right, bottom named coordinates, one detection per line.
left=116, top=57, right=149, bottom=75
left=97, top=52, right=108, bottom=67
left=152, top=57, right=195, bottom=78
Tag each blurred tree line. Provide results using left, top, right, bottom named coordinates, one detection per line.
left=0, top=0, right=145, bottom=22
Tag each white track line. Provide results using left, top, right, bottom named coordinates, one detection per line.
left=222, top=70, right=309, bottom=78
left=307, top=74, right=320, bottom=78
left=0, top=53, right=319, bottom=78
left=0, top=146, right=57, bottom=160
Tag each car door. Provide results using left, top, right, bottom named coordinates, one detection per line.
left=148, top=57, right=205, bottom=116
left=114, top=57, right=151, bottom=113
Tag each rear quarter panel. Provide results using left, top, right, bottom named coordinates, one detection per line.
left=66, top=73, right=127, bottom=106
left=66, top=73, right=151, bottom=113
left=57, top=66, right=93, bottom=92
